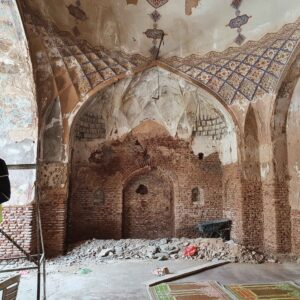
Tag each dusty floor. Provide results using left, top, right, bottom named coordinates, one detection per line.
left=12, top=260, right=300, bottom=300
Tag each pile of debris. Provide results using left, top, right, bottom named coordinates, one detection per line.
left=50, top=238, right=276, bottom=265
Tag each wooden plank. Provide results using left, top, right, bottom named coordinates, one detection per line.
left=5, top=290, right=18, bottom=300
left=6, top=284, right=18, bottom=294
left=145, top=260, right=230, bottom=287
left=0, top=275, right=20, bottom=290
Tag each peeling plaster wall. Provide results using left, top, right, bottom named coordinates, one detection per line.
left=287, top=78, right=300, bottom=211
left=8, top=0, right=300, bottom=257
left=65, top=67, right=242, bottom=244
left=69, top=122, right=225, bottom=242
left=42, top=97, right=63, bottom=162
left=287, top=78, right=300, bottom=255
left=0, top=0, right=37, bottom=205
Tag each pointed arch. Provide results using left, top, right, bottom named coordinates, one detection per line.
left=241, top=105, right=264, bottom=250
left=269, top=52, right=300, bottom=254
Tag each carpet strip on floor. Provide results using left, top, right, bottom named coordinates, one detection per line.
left=224, top=282, right=300, bottom=300
left=148, top=282, right=300, bottom=300
left=148, top=281, right=230, bottom=300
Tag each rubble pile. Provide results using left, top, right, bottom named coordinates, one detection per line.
left=51, top=238, right=274, bottom=265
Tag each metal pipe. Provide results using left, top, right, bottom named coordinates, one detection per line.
left=0, top=267, right=38, bottom=273
left=0, top=228, right=37, bottom=265
left=6, top=164, right=36, bottom=170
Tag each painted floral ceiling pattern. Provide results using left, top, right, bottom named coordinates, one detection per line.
left=23, top=0, right=300, bottom=58
left=20, top=0, right=300, bottom=108
left=163, top=20, right=300, bottom=104
left=24, top=13, right=150, bottom=115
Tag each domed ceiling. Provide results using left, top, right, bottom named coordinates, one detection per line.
left=18, top=0, right=300, bottom=122
left=22, top=0, right=300, bottom=58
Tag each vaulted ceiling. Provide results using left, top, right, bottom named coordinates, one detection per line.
left=22, top=0, right=300, bottom=58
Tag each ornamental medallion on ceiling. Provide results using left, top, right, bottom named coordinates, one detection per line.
left=146, top=0, right=169, bottom=9
left=144, top=0, right=169, bottom=57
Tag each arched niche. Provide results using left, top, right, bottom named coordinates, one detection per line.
left=242, top=105, right=264, bottom=250
left=67, top=67, right=241, bottom=245
left=70, top=67, right=238, bottom=166
left=122, top=168, right=174, bottom=239
left=270, top=52, right=300, bottom=254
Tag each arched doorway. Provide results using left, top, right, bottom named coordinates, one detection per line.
left=123, top=169, right=174, bottom=239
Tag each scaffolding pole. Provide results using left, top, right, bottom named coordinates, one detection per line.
left=0, top=183, right=46, bottom=299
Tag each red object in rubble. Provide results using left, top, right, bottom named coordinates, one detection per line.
left=183, top=245, right=198, bottom=257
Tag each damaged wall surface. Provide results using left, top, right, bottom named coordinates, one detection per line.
left=0, top=0, right=37, bottom=205
left=1, top=0, right=300, bottom=259
left=68, top=68, right=237, bottom=243
left=0, top=0, right=37, bottom=257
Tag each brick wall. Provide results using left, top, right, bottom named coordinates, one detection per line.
left=0, top=205, right=35, bottom=258
left=0, top=162, right=69, bottom=258
left=222, top=163, right=243, bottom=243
left=242, top=106, right=264, bottom=251
left=241, top=179, right=264, bottom=250
left=1, top=139, right=296, bottom=257
left=291, top=209, right=300, bottom=255
left=274, top=180, right=291, bottom=253
left=123, top=169, right=174, bottom=238
left=68, top=135, right=225, bottom=243
left=38, top=162, right=69, bottom=257
left=39, top=189, right=68, bottom=257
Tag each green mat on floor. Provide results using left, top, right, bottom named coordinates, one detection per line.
left=224, top=282, right=300, bottom=300
left=148, top=281, right=230, bottom=300
left=148, top=282, right=300, bottom=300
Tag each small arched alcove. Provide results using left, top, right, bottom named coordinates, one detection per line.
left=122, top=168, right=174, bottom=239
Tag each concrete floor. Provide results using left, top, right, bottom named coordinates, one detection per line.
left=14, top=260, right=300, bottom=300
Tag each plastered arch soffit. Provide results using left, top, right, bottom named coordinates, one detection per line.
left=69, top=67, right=240, bottom=168
left=69, top=67, right=238, bottom=135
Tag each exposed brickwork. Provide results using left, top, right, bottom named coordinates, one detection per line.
left=0, top=205, right=35, bottom=258
left=75, top=112, right=106, bottom=140
left=222, top=163, right=243, bottom=242
left=68, top=135, right=225, bottom=243
left=291, top=209, right=300, bottom=255
left=39, top=189, right=68, bottom=257
left=274, top=180, right=291, bottom=253
left=0, top=163, right=70, bottom=259
left=123, top=169, right=174, bottom=238
left=38, top=162, right=69, bottom=257
left=242, top=106, right=264, bottom=251
left=261, top=181, right=278, bottom=253
left=241, top=180, right=264, bottom=250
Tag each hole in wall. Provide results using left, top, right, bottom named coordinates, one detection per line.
left=94, top=188, right=105, bottom=204
left=192, top=187, right=200, bottom=202
left=191, top=187, right=204, bottom=205
left=198, top=153, right=204, bottom=160
left=136, top=184, right=148, bottom=195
